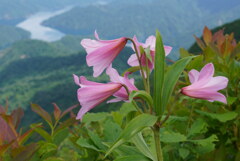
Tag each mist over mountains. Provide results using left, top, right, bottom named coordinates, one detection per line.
left=42, top=0, right=240, bottom=50
left=0, top=0, right=240, bottom=50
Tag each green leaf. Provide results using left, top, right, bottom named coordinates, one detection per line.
left=203, top=45, right=216, bottom=61
left=189, top=135, right=218, bottom=154
left=76, top=138, right=100, bottom=151
left=82, top=112, right=108, bottom=123
left=55, top=117, right=77, bottom=133
left=122, top=66, right=141, bottom=76
left=153, top=30, right=165, bottom=116
left=31, top=104, right=53, bottom=127
left=112, top=144, right=143, bottom=156
left=119, top=103, right=137, bottom=116
left=30, top=123, right=52, bottom=142
left=88, top=130, right=106, bottom=151
left=103, top=119, right=122, bottom=142
left=188, top=119, right=208, bottom=137
left=111, top=111, right=124, bottom=126
left=38, top=142, right=58, bottom=159
left=178, top=148, right=189, bottom=159
left=18, top=128, right=36, bottom=145
left=186, top=55, right=203, bottom=70
left=162, top=115, right=188, bottom=122
left=162, top=56, right=194, bottom=109
left=105, top=114, right=158, bottom=157
left=114, top=155, right=151, bottom=161
left=129, top=90, right=154, bottom=108
left=179, top=48, right=190, bottom=58
left=161, top=129, right=187, bottom=143
left=53, top=128, right=69, bottom=145
left=132, top=133, right=157, bottom=161
left=195, top=110, right=238, bottom=122
left=227, top=96, right=237, bottom=105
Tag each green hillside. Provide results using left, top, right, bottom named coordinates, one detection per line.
left=0, top=37, right=132, bottom=124
left=0, top=25, right=30, bottom=49
left=42, top=0, right=240, bottom=49
left=189, top=18, right=240, bottom=53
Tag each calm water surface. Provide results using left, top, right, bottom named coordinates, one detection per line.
left=17, top=7, right=72, bottom=42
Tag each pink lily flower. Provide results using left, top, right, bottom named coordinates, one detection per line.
left=181, top=63, right=228, bottom=103
left=106, top=65, right=138, bottom=103
left=81, top=31, right=128, bottom=77
left=73, top=75, right=122, bottom=120
left=127, top=35, right=172, bottom=70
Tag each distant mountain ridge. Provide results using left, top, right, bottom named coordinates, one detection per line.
left=0, top=0, right=103, bottom=25
left=189, top=18, right=240, bottom=53
left=42, top=0, right=240, bottom=51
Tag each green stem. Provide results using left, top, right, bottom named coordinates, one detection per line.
left=132, top=100, right=143, bottom=114
left=144, top=52, right=151, bottom=94
left=153, top=125, right=164, bottom=161
left=127, top=38, right=148, bottom=91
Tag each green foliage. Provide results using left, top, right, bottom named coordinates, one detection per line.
left=178, top=27, right=240, bottom=160
left=195, top=110, right=238, bottom=123
left=161, top=129, right=187, bottom=143
left=0, top=25, right=29, bottom=49
left=189, top=19, right=240, bottom=53
left=161, top=56, right=194, bottom=109
left=153, top=31, right=165, bottom=116
left=0, top=104, right=39, bottom=161
left=106, top=114, right=158, bottom=157
left=132, top=133, right=156, bottom=161
left=1, top=18, right=240, bottom=161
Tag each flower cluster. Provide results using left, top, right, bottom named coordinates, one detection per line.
left=74, top=31, right=228, bottom=120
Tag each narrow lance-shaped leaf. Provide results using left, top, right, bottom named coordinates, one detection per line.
left=122, top=66, right=140, bottom=76
left=162, top=56, right=194, bottom=109
left=31, top=104, right=52, bottom=127
left=11, top=108, right=24, bottom=129
left=30, top=123, right=52, bottom=142
left=53, top=103, right=62, bottom=121
left=153, top=30, right=165, bottom=116
left=105, top=114, right=158, bottom=157
left=61, top=104, right=78, bottom=118
left=203, top=26, right=212, bottom=45
left=18, top=128, right=39, bottom=145
left=194, top=35, right=205, bottom=50
left=132, top=133, right=157, bottom=161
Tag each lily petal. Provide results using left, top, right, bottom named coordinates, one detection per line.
left=188, top=69, right=199, bottom=84
left=81, top=32, right=127, bottom=77
left=181, top=63, right=228, bottom=104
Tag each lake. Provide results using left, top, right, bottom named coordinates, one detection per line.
left=17, top=6, right=72, bottom=42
